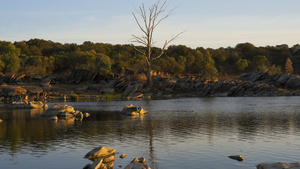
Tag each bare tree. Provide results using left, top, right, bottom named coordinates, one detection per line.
left=132, top=0, right=183, bottom=86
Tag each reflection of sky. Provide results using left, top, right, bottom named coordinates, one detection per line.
left=1, top=97, right=300, bottom=169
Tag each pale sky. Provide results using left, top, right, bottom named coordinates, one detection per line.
left=1, top=0, right=300, bottom=49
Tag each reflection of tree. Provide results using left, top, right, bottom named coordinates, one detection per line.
left=236, top=113, right=259, bottom=140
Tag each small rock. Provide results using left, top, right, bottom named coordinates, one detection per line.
left=228, top=155, right=244, bottom=162
left=84, top=112, right=90, bottom=118
left=49, top=116, right=58, bottom=121
left=43, top=104, right=48, bottom=109
left=120, top=154, right=126, bottom=159
left=121, top=104, right=149, bottom=116
left=131, top=157, right=146, bottom=164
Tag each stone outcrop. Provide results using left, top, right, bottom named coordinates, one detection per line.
left=121, top=104, right=149, bottom=116
left=1, top=71, right=300, bottom=103
left=0, top=86, right=27, bottom=97
left=257, top=162, right=300, bottom=169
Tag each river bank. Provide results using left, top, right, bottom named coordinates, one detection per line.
left=0, top=71, right=300, bottom=103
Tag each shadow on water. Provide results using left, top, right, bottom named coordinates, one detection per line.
left=1, top=97, right=300, bottom=168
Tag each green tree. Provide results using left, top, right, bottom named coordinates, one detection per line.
left=285, top=58, right=293, bottom=74
left=235, top=59, right=249, bottom=72
left=251, top=55, right=270, bottom=72
left=202, top=50, right=219, bottom=78
left=96, top=53, right=112, bottom=75
left=0, top=42, right=21, bottom=73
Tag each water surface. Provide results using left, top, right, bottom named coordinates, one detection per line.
left=1, top=97, right=300, bottom=169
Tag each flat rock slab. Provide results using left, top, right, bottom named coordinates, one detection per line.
left=257, top=162, right=300, bottom=169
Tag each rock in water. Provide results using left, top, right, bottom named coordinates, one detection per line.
left=121, top=104, right=149, bottom=116
left=84, top=146, right=116, bottom=160
left=257, top=162, right=300, bottom=169
left=89, top=159, right=103, bottom=169
left=124, top=157, right=150, bottom=169
left=120, top=154, right=126, bottom=159
left=228, top=155, right=244, bottom=161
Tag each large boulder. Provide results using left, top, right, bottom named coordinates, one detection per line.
left=84, top=146, right=116, bottom=160
left=121, top=104, right=149, bottom=116
left=284, top=76, right=300, bottom=90
left=41, top=104, right=75, bottom=117
left=275, top=74, right=291, bottom=87
left=257, top=162, right=300, bottom=169
left=41, top=104, right=85, bottom=121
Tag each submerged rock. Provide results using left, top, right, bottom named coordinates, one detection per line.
left=257, top=162, right=300, bottom=169
left=121, top=104, right=149, bottom=116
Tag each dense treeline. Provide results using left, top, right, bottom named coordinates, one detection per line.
left=0, top=38, right=299, bottom=78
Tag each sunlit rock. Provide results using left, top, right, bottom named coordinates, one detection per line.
left=41, top=104, right=89, bottom=122
left=89, top=159, right=103, bottom=169
left=257, top=162, right=300, bottom=169
left=122, top=104, right=149, bottom=116
left=228, top=155, right=244, bottom=162
left=84, top=112, right=90, bottom=118
left=131, top=157, right=146, bottom=164
left=10, top=101, right=44, bottom=109
left=120, top=154, right=126, bottom=159
left=124, top=157, right=150, bottom=169
left=106, top=163, right=113, bottom=169
left=84, top=146, right=116, bottom=160
left=43, top=104, right=48, bottom=109
left=103, top=155, right=115, bottom=164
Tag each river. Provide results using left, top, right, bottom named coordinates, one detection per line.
left=1, top=97, right=300, bottom=169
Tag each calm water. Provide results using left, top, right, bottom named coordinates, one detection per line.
left=1, top=97, right=300, bottom=169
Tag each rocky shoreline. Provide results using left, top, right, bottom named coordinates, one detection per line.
left=0, top=70, right=300, bottom=103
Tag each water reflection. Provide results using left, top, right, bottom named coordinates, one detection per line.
left=0, top=97, right=300, bottom=169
